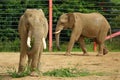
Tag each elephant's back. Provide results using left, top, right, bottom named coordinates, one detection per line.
left=74, top=12, right=110, bottom=38
left=78, top=12, right=110, bottom=28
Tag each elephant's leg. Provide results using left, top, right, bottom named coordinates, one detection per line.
left=97, top=43, right=104, bottom=56
left=66, top=38, right=75, bottom=55
left=37, top=45, right=43, bottom=71
left=103, top=44, right=108, bottom=55
left=31, top=50, right=39, bottom=71
left=18, top=38, right=27, bottom=72
left=66, top=29, right=81, bottom=55
left=96, top=40, right=103, bottom=56
left=30, top=42, right=41, bottom=77
left=30, top=51, right=39, bottom=77
left=96, top=29, right=108, bottom=56
left=31, top=45, right=43, bottom=77
left=27, top=51, right=32, bottom=68
left=78, top=36, right=88, bottom=56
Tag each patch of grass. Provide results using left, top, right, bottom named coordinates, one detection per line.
left=7, top=67, right=31, bottom=78
left=43, top=68, right=89, bottom=77
left=43, top=68, right=110, bottom=77
left=43, top=68, right=88, bottom=77
left=94, top=72, right=110, bottom=76
left=0, top=76, right=3, bottom=80
left=8, top=67, right=111, bottom=78
left=0, top=38, right=20, bottom=52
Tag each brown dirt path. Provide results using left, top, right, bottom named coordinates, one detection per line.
left=0, top=52, right=120, bottom=80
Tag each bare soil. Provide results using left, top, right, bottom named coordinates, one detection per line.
left=0, top=52, right=120, bottom=80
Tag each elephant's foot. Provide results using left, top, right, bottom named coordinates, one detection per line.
left=28, top=59, right=32, bottom=67
left=18, top=70, right=23, bottom=73
left=103, top=49, right=108, bottom=55
left=17, top=69, right=25, bottom=76
left=18, top=66, right=25, bottom=73
left=30, top=71, right=39, bottom=77
left=96, top=53, right=103, bottom=56
left=65, top=52, right=71, bottom=56
left=82, top=53, right=89, bottom=56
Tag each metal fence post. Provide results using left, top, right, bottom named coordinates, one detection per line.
left=49, top=0, right=53, bottom=51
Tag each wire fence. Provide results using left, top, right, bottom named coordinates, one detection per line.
left=0, top=0, right=120, bottom=52
left=52, top=0, right=120, bottom=51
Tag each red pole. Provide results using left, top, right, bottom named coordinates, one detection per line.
left=93, top=42, right=97, bottom=52
left=93, top=31, right=120, bottom=51
left=49, top=0, right=52, bottom=51
left=105, top=31, right=120, bottom=40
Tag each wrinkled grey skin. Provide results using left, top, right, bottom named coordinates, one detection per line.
left=18, top=9, right=48, bottom=76
left=55, top=12, right=111, bottom=56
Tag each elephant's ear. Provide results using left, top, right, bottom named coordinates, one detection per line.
left=67, top=13, right=75, bottom=28
left=38, top=9, right=45, bottom=17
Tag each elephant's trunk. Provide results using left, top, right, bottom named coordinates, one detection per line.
left=55, top=32, right=61, bottom=50
left=55, top=25, right=64, bottom=50
left=27, top=29, right=46, bottom=49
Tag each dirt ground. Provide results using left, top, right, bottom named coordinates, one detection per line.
left=0, top=52, right=120, bottom=80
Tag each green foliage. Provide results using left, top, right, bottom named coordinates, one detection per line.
left=0, top=0, right=48, bottom=52
left=43, top=68, right=91, bottom=77
left=7, top=67, right=111, bottom=78
left=7, top=67, right=31, bottom=78
left=111, top=0, right=120, bottom=4
left=0, top=38, right=20, bottom=52
left=52, top=39, right=120, bottom=52
left=43, top=68, right=110, bottom=77
left=53, top=0, right=97, bottom=24
left=8, top=66, right=42, bottom=78
left=111, top=15, right=120, bottom=28
left=105, top=37, right=120, bottom=52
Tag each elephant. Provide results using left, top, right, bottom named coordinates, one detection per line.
left=18, top=9, right=48, bottom=76
left=55, top=12, right=111, bottom=56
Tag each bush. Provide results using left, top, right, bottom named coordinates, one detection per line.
left=0, top=38, right=20, bottom=52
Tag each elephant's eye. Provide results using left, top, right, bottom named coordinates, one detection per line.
left=27, top=22, right=30, bottom=26
left=29, top=14, right=32, bottom=17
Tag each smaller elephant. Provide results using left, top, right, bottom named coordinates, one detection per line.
left=18, top=9, right=48, bottom=76
left=55, top=12, right=111, bottom=56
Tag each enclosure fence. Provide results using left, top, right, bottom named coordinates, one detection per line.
left=0, top=0, right=120, bottom=52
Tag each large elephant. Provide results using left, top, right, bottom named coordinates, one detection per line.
left=55, top=12, right=111, bottom=56
left=18, top=9, right=48, bottom=76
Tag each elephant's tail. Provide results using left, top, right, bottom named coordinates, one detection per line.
left=109, top=28, right=112, bottom=42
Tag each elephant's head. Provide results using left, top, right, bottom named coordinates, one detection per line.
left=22, top=9, right=48, bottom=49
left=54, top=13, right=75, bottom=50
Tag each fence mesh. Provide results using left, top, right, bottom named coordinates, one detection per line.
left=52, top=0, right=120, bottom=52
left=0, top=0, right=48, bottom=51
left=0, top=0, right=120, bottom=52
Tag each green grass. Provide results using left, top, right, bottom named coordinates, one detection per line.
left=0, top=76, right=3, bottom=80
left=7, top=67, right=110, bottom=78
left=43, top=68, right=91, bottom=77
left=0, top=38, right=20, bottom=52
left=7, top=67, right=31, bottom=78
left=7, top=67, right=42, bottom=78
left=0, top=38, right=119, bottom=52
left=43, top=68, right=110, bottom=77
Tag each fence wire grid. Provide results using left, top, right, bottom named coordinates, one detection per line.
left=0, top=0, right=120, bottom=52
